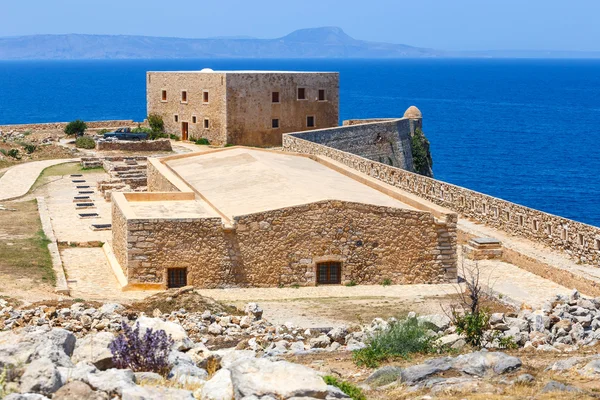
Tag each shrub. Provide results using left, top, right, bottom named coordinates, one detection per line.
left=75, top=136, right=96, bottom=149
left=64, top=120, right=87, bottom=136
left=7, top=149, right=20, bottom=159
left=147, top=113, right=165, bottom=133
left=452, top=309, right=489, bottom=347
left=23, top=143, right=37, bottom=154
left=353, top=317, right=437, bottom=368
left=382, top=278, right=392, bottom=286
left=0, top=149, right=6, bottom=156
left=23, top=130, right=32, bottom=136
left=169, top=134, right=180, bottom=141
left=132, top=127, right=152, bottom=134
left=345, top=280, right=358, bottom=287
left=109, top=322, right=173, bottom=377
left=323, top=376, right=366, bottom=400
left=97, top=129, right=111, bottom=135
left=411, top=128, right=432, bottom=176
left=195, top=138, right=210, bottom=145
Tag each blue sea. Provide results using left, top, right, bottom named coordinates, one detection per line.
left=0, top=59, right=599, bottom=227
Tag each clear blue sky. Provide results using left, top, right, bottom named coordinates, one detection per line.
left=2, top=0, right=598, bottom=51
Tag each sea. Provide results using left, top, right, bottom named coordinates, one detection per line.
left=0, top=58, right=599, bottom=227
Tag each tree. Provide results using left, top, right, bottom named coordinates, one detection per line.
left=64, top=120, right=87, bottom=136
left=147, top=114, right=164, bottom=133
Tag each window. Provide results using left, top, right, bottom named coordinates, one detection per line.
left=561, top=227, right=567, bottom=241
left=204, top=119, right=209, bottom=129
left=482, top=203, right=487, bottom=214
left=181, top=90, right=187, bottom=103
left=518, top=215, right=524, bottom=226
left=272, top=118, right=279, bottom=129
left=317, top=262, right=341, bottom=284
left=595, top=238, right=600, bottom=250
left=471, top=200, right=476, bottom=211
left=272, top=91, right=280, bottom=103
left=192, top=116, right=197, bottom=124
left=306, top=116, right=315, bottom=127
left=167, top=268, right=187, bottom=288
left=492, top=206, right=499, bottom=218
left=297, top=87, right=306, bottom=100
left=533, top=219, right=539, bottom=231
left=318, top=89, right=326, bottom=101
left=546, top=223, right=553, bottom=236
left=174, top=115, right=179, bottom=122
left=203, top=91, right=209, bottom=103
left=161, top=90, right=167, bottom=101
left=578, top=233, right=585, bottom=246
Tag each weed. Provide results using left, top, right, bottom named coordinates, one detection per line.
left=73, top=298, right=85, bottom=303
left=346, top=280, right=358, bottom=287
left=23, top=130, right=32, bottom=136
left=323, top=376, right=366, bottom=400
left=97, top=129, right=111, bottom=135
left=23, top=143, right=37, bottom=154
left=195, top=138, right=210, bottom=145
left=7, top=149, right=20, bottom=159
left=382, top=278, right=392, bottom=286
left=291, top=284, right=300, bottom=289
left=169, top=134, right=180, bottom=141
left=224, top=143, right=235, bottom=147
left=353, top=316, right=437, bottom=368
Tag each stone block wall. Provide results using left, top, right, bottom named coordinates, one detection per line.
left=0, top=120, right=139, bottom=133
left=112, top=197, right=456, bottom=288
left=288, top=119, right=414, bottom=169
left=147, top=160, right=181, bottom=193
left=283, top=133, right=600, bottom=266
left=96, top=139, right=172, bottom=152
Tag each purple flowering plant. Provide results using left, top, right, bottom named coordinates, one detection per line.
left=109, top=321, right=174, bottom=377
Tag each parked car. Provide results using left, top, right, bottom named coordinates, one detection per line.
left=103, top=127, right=148, bottom=141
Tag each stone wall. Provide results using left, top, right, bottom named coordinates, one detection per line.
left=96, top=139, right=172, bottom=152
left=147, top=160, right=182, bottom=193
left=0, top=120, right=139, bottom=133
left=225, top=72, right=339, bottom=147
left=113, top=197, right=456, bottom=288
left=146, top=72, right=229, bottom=144
left=283, top=133, right=600, bottom=266
left=287, top=119, right=415, bottom=170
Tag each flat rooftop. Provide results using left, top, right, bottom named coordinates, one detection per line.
left=164, top=148, right=414, bottom=219
left=128, top=199, right=219, bottom=219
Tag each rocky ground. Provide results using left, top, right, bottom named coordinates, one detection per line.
left=2, top=287, right=600, bottom=399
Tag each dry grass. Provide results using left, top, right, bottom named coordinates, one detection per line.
left=0, top=199, right=55, bottom=285
left=29, top=162, right=103, bottom=194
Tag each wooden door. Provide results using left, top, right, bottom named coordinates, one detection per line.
left=181, top=122, right=189, bottom=141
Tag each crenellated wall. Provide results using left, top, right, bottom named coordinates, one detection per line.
left=283, top=130, right=600, bottom=266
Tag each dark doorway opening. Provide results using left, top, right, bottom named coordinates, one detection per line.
left=168, top=268, right=187, bottom=288
left=317, top=262, right=341, bottom=284
left=181, top=122, right=189, bottom=141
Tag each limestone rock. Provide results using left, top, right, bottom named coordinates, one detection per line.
left=541, top=380, right=582, bottom=393
left=200, top=368, right=234, bottom=400
left=244, top=303, right=263, bottom=320
left=418, top=314, right=451, bottom=332
left=327, top=326, right=348, bottom=343
left=4, top=394, right=51, bottom=400
left=309, top=334, right=331, bottom=349
left=19, top=358, right=63, bottom=395
left=133, top=371, right=165, bottom=385
left=400, top=357, right=452, bottom=385
left=451, top=351, right=522, bottom=376
left=71, top=332, right=115, bottom=370
left=121, top=386, right=195, bottom=400
left=84, top=368, right=137, bottom=395
left=229, top=358, right=329, bottom=399
left=219, top=350, right=256, bottom=369
left=52, top=381, right=108, bottom=400
left=365, top=366, right=403, bottom=387
left=135, top=316, right=192, bottom=351
left=579, top=359, right=600, bottom=377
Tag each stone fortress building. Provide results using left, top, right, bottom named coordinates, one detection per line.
left=146, top=70, right=339, bottom=147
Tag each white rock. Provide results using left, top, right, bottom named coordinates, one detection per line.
left=135, top=317, right=192, bottom=351
left=200, top=368, right=234, bottom=400
left=208, top=322, right=223, bottom=335
left=20, top=358, right=62, bottom=395
left=122, top=386, right=195, bottom=400
left=71, top=332, right=115, bottom=370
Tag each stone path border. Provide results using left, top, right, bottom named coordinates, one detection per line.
left=37, top=196, right=69, bottom=295
left=0, top=158, right=78, bottom=201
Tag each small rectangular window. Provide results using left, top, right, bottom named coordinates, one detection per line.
left=533, top=219, right=539, bottom=231
left=546, top=223, right=552, bottom=236
left=318, top=89, right=326, bottom=101
left=272, top=91, right=280, bottom=103
left=518, top=215, right=524, bottom=226
left=204, top=119, right=209, bottom=129
left=161, top=90, right=167, bottom=101
left=203, top=91, right=209, bottom=103
left=561, top=227, right=567, bottom=241
left=192, top=116, right=197, bottom=124
left=505, top=211, right=510, bottom=221
left=578, top=233, right=585, bottom=246
left=297, top=87, right=306, bottom=100
left=174, top=115, right=179, bottom=122
left=471, top=200, right=476, bottom=211
left=181, top=91, right=187, bottom=102
left=167, top=268, right=187, bottom=288
left=482, top=203, right=487, bottom=214
left=272, top=118, right=279, bottom=129
left=492, top=207, right=499, bottom=218
left=306, top=115, right=315, bottom=127
left=595, top=238, right=600, bottom=250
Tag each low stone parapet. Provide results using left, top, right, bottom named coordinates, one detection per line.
left=96, top=139, right=172, bottom=152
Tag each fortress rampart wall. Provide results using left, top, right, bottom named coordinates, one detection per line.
left=0, top=120, right=143, bottom=132
left=283, top=124, right=600, bottom=266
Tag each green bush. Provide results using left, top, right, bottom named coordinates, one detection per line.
left=23, top=130, right=32, bottom=136
left=75, top=136, right=96, bottom=149
left=353, top=317, right=437, bottom=368
left=64, top=119, right=87, bottom=136
left=169, top=134, right=180, bottom=141
left=323, top=376, right=366, bottom=400
left=132, top=127, right=152, bottom=134
left=382, top=278, right=392, bottom=286
left=97, top=129, right=110, bottom=135
left=411, top=128, right=432, bottom=176
left=7, top=149, right=20, bottom=159
left=452, top=308, right=489, bottom=347
left=345, top=280, right=358, bottom=287
left=23, top=143, right=37, bottom=154
left=147, top=113, right=165, bottom=133
left=195, top=138, right=210, bottom=145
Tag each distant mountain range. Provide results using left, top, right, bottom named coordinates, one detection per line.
left=0, top=27, right=598, bottom=60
